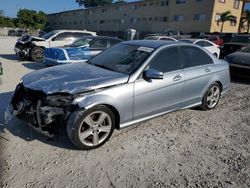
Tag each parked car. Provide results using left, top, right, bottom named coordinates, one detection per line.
left=224, top=46, right=250, bottom=78
left=197, top=35, right=224, bottom=46
left=44, top=36, right=122, bottom=66
left=144, top=36, right=178, bottom=42
left=14, top=30, right=97, bottom=62
left=5, top=41, right=230, bottom=150
left=220, top=35, right=250, bottom=58
left=179, top=38, right=220, bottom=57
left=0, top=62, right=2, bottom=85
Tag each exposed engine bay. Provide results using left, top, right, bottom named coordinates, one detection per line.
left=10, top=83, right=75, bottom=135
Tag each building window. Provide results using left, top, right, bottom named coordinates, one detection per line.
left=149, top=17, right=153, bottom=21
left=215, top=13, right=221, bottom=21
left=161, top=0, right=168, bottom=6
left=174, top=15, right=184, bottom=21
left=233, top=0, right=240, bottom=9
left=160, top=16, right=168, bottom=22
left=176, top=0, right=186, bottom=4
left=132, top=5, right=138, bottom=10
left=230, top=17, right=237, bottom=26
left=130, top=18, right=137, bottom=23
left=194, top=14, right=206, bottom=21
left=149, top=2, right=154, bottom=6
left=218, top=0, right=225, bottom=3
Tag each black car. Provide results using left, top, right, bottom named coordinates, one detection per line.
left=220, top=35, right=250, bottom=58
left=225, top=46, right=250, bottom=78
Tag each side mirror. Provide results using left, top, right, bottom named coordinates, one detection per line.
left=143, top=69, right=163, bottom=80
left=51, top=37, right=56, bottom=41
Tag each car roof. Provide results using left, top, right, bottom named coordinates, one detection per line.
left=122, top=40, right=178, bottom=49
left=78, top=36, right=123, bottom=41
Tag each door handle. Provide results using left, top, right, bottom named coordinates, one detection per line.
left=173, top=75, right=182, bottom=81
left=205, top=67, right=211, bottom=72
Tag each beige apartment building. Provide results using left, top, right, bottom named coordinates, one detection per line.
left=47, top=0, right=247, bottom=33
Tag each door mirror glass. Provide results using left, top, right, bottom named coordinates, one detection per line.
left=144, top=69, right=163, bottom=80
left=51, top=37, right=56, bottom=41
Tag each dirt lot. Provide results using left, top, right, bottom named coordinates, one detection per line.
left=0, top=37, right=249, bottom=188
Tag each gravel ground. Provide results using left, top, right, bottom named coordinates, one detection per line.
left=0, top=37, right=249, bottom=188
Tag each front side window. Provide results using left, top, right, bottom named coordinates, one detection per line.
left=181, top=46, right=213, bottom=68
left=54, top=32, right=72, bottom=41
left=89, top=44, right=153, bottom=75
left=149, top=47, right=180, bottom=73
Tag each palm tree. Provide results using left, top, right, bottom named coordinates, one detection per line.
left=217, top=11, right=236, bottom=34
left=240, top=10, right=250, bottom=33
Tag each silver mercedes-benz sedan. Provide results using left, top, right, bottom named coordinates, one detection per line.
left=6, top=40, right=230, bottom=150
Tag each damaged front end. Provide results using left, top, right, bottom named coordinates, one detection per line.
left=6, top=83, right=76, bottom=136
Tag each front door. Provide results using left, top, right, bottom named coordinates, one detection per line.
left=134, top=46, right=184, bottom=120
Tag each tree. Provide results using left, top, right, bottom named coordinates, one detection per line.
left=217, top=11, right=236, bottom=34
left=76, top=0, right=113, bottom=7
left=16, top=9, right=47, bottom=30
left=240, top=10, right=250, bottom=33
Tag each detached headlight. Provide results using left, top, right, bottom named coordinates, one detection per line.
left=45, top=95, right=73, bottom=107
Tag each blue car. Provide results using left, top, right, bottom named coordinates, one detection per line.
left=43, top=36, right=122, bottom=66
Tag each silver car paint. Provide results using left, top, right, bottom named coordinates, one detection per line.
left=72, top=43, right=230, bottom=128
left=22, top=63, right=129, bottom=94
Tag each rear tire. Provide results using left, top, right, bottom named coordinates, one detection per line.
left=30, top=47, right=44, bottom=62
left=200, top=83, right=221, bottom=110
left=67, top=105, right=116, bottom=150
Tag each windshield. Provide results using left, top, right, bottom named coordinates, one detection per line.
left=231, top=36, right=250, bottom=43
left=69, top=37, right=93, bottom=47
left=42, top=31, right=57, bottom=40
left=89, top=43, right=153, bottom=75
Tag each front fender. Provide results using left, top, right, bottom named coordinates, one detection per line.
left=72, top=83, right=134, bottom=125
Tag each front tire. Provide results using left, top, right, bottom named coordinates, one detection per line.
left=200, top=83, right=221, bottom=110
left=67, top=105, right=116, bottom=150
left=30, top=47, right=44, bottom=62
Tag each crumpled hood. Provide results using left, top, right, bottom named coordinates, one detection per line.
left=22, top=63, right=129, bottom=94
left=226, top=52, right=250, bottom=66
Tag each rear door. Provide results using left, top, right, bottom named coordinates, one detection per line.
left=180, top=46, right=215, bottom=107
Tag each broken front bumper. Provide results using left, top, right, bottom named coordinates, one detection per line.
left=6, top=83, right=71, bottom=135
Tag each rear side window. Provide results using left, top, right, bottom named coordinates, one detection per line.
left=149, top=47, right=180, bottom=73
left=180, top=46, right=213, bottom=68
